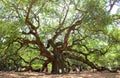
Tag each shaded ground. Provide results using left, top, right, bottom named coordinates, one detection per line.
left=0, top=71, right=120, bottom=78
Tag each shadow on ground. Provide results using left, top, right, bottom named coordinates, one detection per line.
left=0, top=71, right=120, bottom=78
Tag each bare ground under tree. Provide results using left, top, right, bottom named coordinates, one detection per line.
left=0, top=71, right=120, bottom=78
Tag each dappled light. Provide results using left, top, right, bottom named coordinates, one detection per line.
left=0, top=71, right=120, bottom=78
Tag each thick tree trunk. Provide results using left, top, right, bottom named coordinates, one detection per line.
left=51, top=49, right=66, bottom=74
left=51, top=58, right=66, bottom=74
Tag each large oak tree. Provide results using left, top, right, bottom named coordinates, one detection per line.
left=0, top=0, right=120, bottom=74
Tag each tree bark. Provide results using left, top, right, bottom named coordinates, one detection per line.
left=51, top=49, right=66, bottom=74
left=67, top=54, right=99, bottom=70
left=41, top=59, right=50, bottom=72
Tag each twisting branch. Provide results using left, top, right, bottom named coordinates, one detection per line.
left=52, top=26, right=69, bottom=42
left=67, top=53, right=98, bottom=69
left=67, top=48, right=87, bottom=56
left=108, top=0, right=118, bottom=12
left=29, top=57, right=40, bottom=69
left=70, top=36, right=88, bottom=47
left=25, top=0, right=38, bottom=32
left=21, top=0, right=53, bottom=59
left=30, top=9, right=40, bottom=29
left=25, top=0, right=36, bottom=21
left=55, top=6, right=69, bottom=34
left=4, top=41, right=23, bottom=61
left=15, top=38, right=37, bottom=45
left=61, top=3, right=69, bottom=25
left=53, top=7, right=69, bottom=42
left=62, top=20, right=82, bottom=50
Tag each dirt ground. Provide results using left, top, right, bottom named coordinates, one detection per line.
left=0, top=71, right=120, bottom=78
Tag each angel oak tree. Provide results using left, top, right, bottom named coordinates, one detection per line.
left=0, top=0, right=120, bottom=74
